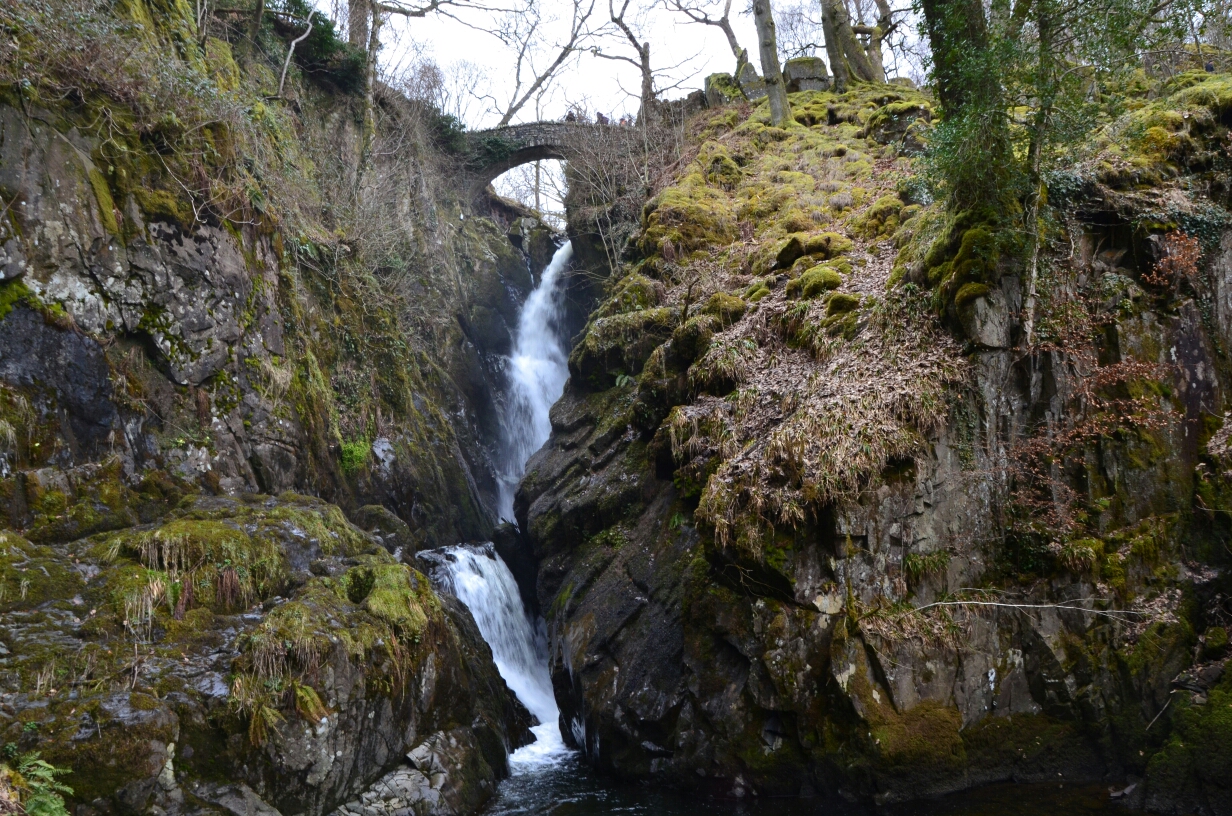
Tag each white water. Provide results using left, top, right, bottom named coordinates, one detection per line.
left=430, top=243, right=576, bottom=770
left=496, top=240, right=574, bottom=521
left=434, top=545, right=569, bottom=768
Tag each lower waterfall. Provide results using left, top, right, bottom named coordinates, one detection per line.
left=431, top=544, right=567, bottom=767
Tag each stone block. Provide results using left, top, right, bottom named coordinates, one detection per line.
left=783, top=56, right=830, bottom=92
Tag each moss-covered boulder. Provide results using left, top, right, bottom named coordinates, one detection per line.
left=0, top=493, right=530, bottom=816
left=569, top=307, right=678, bottom=390
left=786, top=265, right=843, bottom=299
left=700, top=292, right=747, bottom=324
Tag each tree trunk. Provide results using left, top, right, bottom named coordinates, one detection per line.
left=823, top=0, right=877, bottom=82
left=358, top=0, right=382, bottom=178
left=752, top=0, right=791, bottom=127
left=637, top=40, right=657, bottom=126
left=820, top=0, right=847, bottom=92
left=243, top=0, right=264, bottom=59
left=348, top=0, right=369, bottom=48
left=919, top=0, right=991, bottom=113
left=1021, top=0, right=1057, bottom=347
left=860, top=0, right=893, bottom=80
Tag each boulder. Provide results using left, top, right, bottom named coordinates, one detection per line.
left=783, top=56, right=830, bottom=92
left=738, top=62, right=767, bottom=100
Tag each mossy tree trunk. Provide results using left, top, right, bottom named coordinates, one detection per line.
left=851, top=0, right=893, bottom=81
left=752, top=0, right=791, bottom=127
left=820, top=0, right=848, bottom=92
left=820, top=0, right=879, bottom=84
left=348, top=0, right=369, bottom=47
left=918, top=0, right=1014, bottom=212
left=1021, top=0, right=1058, bottom=346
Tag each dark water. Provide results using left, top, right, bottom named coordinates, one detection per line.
left=483, top=753, right=1133, bottom=816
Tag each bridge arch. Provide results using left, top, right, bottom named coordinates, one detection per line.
left=462, top=122, right=608, bottom=203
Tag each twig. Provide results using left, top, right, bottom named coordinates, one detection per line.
left=912, top=599, right=1146, bottom=622
left=274, top=12, right=315, bottom=100
left=1145, top=691, right=1175, bottom=730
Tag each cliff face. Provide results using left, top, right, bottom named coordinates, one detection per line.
left=0, top=1, right=551, bottom=813
left=519, top=81, right=1232, bottom=811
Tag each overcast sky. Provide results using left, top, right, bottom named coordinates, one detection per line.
left=372, top=1, right=763, bottom=127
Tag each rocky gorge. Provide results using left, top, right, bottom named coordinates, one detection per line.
left=0, top=0, right=1230, bottom=815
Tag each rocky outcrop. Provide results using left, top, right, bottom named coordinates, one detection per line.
left=0, top=2, right=561, bottom=812
left=517, top=83, right=1232, bottom=811
left=0, top=493, right=531, bottom=816
left=0, top=93, right=558, bottom=549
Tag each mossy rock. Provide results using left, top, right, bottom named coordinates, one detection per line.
left=698, top=141, right=743, bottom=191
left=0, top=530, right=84, bottom=612
left=639, top=176, right=736, bottom=258
left=755, top=231, right=852, bottom=276
left=700, top=292, right=746, bottom=324
left=803, top=231, right=853, bottom=259
left=786, top=265, right=842, bottom=299
left=669, top=314, right=720, bottom=368
left=826, top=292, right=861, bottom=315
left=351, top=504, right=418, bottom=554
left=853, top=195, right=905, bottom=238
left=569, top=307, right=678, bottom=390
left=595, top=273, right=665, bottom=319
left=1143, top=671, right=1232, bottom=812
left=954, top=282, right=991, bottom=312
left=744, top=280, right=773, bottom=302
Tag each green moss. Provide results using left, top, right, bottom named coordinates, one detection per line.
left=639, top=174, right=736, bottom=258
left=86, top=166, right=119, bottom=235
left=203, top=36, right=240, bottom=92
left=804, top=232, right=854, bottom=259
left=340, top=438, right=369, bottom=475
left=596, top=273, right=663, bottom=318
left=854, top=195, right=905, bottom=238
left=700, top=292, right=746, bottom=324
left=874, top=700, right=965, bottom=770
left=954, top=282, right=991, bottom=311
left=698, top=141, right=743, bottom=190
left=347, top=561, right=433, bottom=641
left=786, top=265, right=842, bottom=299
left=826, top=292, right=861, bottom=315
left=571, top=307, right=678, bottom=389
left=744, top=281, right=772, bottom=302
left=0, top=279, right=35, bottom=320
left=133, top=187, right=192, bottom=230
left=670, top=314, right=719, bottom=367
left=1144, top=674, right=1232, bottom=808
left=0, top=531, right=83, bottom=612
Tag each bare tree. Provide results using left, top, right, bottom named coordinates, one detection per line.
left=469, top=0, right=598, bottom=125
left=592, top=0, right=657, bottom=119
left=774, top=0, right=826, bottom=58
left=752, top=0, right=791, bottom=125
left=660, top=0, right=750, bottom=80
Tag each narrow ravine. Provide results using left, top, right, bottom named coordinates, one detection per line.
left=426, top=240, right=575, bottom=774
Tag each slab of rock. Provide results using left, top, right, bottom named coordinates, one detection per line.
left=783, top=56, right=830, bottom=92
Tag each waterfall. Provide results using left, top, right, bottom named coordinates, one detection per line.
left=429, top=544, right=568, bottom=767
left=496, top=240, right=574, bottom=521
left=422, top=243, right=576, bottom=769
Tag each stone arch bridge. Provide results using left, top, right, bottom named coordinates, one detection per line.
left=461, top=121, right=614, bottom=203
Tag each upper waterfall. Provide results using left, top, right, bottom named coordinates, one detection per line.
left=496, top=240, right=574, bottom=521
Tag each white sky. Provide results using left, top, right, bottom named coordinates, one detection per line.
left=374, top=1, right=764, bottom=127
